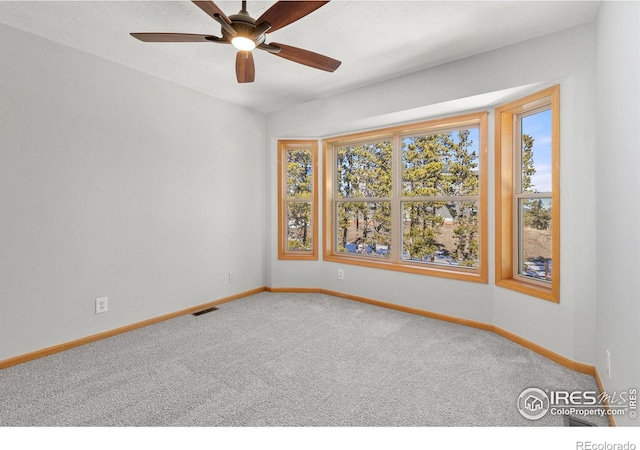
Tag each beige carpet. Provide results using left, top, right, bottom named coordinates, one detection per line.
left=0, top=292, right=608, bottom=426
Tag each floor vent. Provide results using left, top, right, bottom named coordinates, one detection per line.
left=563, top=415, right=597, bottom=426
left=192, top=306, right=219, bottom=316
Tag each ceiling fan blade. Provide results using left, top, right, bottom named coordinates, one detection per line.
left=236, top=51, right=255, bottom=83
left=192, top=0, right=231, bottom=24
left=256, top=1, right=329, bottom=33
left=130, top=33, right=225, bottom=43
left=268, top=43, right=341, bottom=72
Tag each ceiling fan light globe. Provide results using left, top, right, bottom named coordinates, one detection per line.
left=231, top=36, right=256, bottom=51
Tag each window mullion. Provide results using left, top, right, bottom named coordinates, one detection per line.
left=402, top=195, right=479, bottom=202
left=512, top=115, right=522, bottom=278
left=391, top=134, right=402, bottom=263
left=518, top=192, right=551, bottom=200
left=334, top=197, right=391, bottom=202
left=332, top=145, right=338, bottom=254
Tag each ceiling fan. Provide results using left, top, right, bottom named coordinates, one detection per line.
left=131, top=0, right=341, bottom=83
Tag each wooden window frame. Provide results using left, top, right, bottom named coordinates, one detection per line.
left=323, top=112, right=488, bottom=283
left=495, top=85, right=560, bottom=302
left=278, top=140, right=319, bottom=260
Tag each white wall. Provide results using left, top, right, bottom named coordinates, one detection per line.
left=0, top=24, right=266, bottom=362
left=595, top=1, right=640, bottom=428
left=3, top=5, right=638, bottom=425
left=267, top=24, right=598, bottom=363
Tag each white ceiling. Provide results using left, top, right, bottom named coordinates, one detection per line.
left=0, top=1, right=600, bottom=113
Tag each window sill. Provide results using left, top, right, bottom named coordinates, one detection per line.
left=495, top=278, right=558, bottom=303
left=324, top=253, right=488, bottom=284
left=278, top=252, right=318, bottom=261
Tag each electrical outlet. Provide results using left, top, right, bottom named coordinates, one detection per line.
left=229, top=272, right=236, bottom=283
left=338, top=269, right=344, bottom=280
left=95, top=297, right=108, bottom=314
left=607, top=350, right=611, bottom=379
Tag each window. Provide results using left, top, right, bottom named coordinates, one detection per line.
left=323, top=112, right=488, bottom=283
left=278, top=140, right=318, bottom=260
left=495, top=86, right=560, bottom=302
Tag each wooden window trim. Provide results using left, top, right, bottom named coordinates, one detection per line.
left=323, top=112, right=488, bottom=283
left=278, top=140, right=318, bottom=260
left=495, top=85, right=560, bottom=302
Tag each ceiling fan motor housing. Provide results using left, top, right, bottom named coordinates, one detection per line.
left=224, top=10, right=266, bottom=47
